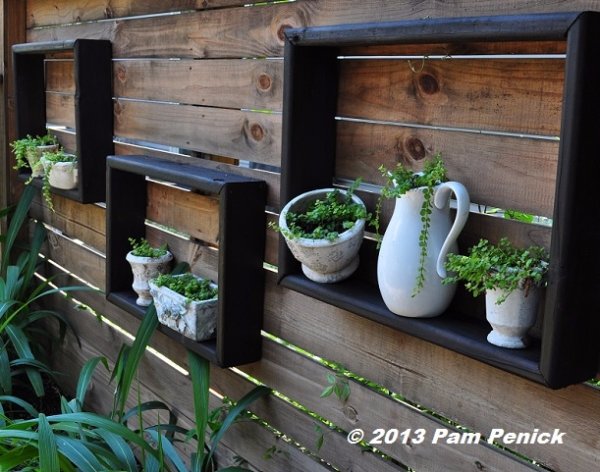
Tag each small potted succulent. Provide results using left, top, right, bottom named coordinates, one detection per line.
left=11, top=132, right=58, bottom=178
left=274, top=179, right=368, bottom=283
left=40, top=149, right=78, bottom=210
left=149, top=272, right=218, bottom=341
left=126, top=237, right=173, bottom=306
left=443, top=237, right=549, bottom=349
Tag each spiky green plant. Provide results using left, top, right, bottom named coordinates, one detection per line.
left=0, top=185, right=87, bottom=398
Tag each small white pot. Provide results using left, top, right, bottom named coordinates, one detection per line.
left=48, top=161, right=78, bottom=190
left=26, top=144, right=58, bottom=178
left=279, top=188, right=366, bottom=283
left=485, top=284, right=541, bottom=349
left=126, top=251, right=173, bottom=306
left=149, top=275, right=218, bottom=341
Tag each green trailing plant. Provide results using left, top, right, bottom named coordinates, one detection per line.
left=10, top=133, right=58, bottom=172
left=271, top=179, right=369, bottom=242
left=40, top=150, right=77, bottom=211
left=154, top=273, right=218, bottom=302
left=376, top=153, right=447, bottom=296
left=443, top=237, right=548, bottom=304
left=128, top=237, right=168, bottom=258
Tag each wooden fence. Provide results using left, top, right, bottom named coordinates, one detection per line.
left=2, top=1, right=600, bottom=470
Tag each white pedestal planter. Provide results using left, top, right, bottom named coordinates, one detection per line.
left=126, top=251, right=173, bottom=306
left=279, top=188, right=366, bottom=283
left=485, top=286, right=541, bottom=349
left=149, top=275, right=218, bottom=341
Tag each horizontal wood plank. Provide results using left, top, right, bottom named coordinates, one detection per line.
left=338, top=58, right=564, bottom=137
left=45, top=59, right=74, bottom=93
left=336, top=120, right=558, bottom=217
left=262, top=271, right=600, bottom=472
left=31, top=193, right=106, bottom=251
left=26, top=0, right=266, bottom=28
left=114, top=141, right=281, bottom=208
left=147, top=181, right=220, bottom=245
left=27, top=1, right=600, bottom=59
left=239, top=341, right=537, bottom=472
left=114, top=100, right=281, bottom=166
left=46, top=92, right=75, bottom=129
left=114, top=59, right=283, bottom=111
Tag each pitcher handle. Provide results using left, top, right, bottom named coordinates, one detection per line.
left=434, top=181, right=470, bottom=279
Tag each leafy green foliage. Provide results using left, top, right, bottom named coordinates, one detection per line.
left=320, top=373, right=350, bottom=403
left=443, top=237, right=548, bottom=304
left=0, top=185, right=87, bottom=398
left=273, top=179, right=368, bottom=241
left=154, top=273, right=217, bottom=302
left=376, top=153, right=447, bottom=296
left=0, top=303, right=270, bottom=471
left=128, top=237, right=168, bottom=258
left=504, top=209, right=534, bottom=223
left=10, top=133, right=58, bottom=171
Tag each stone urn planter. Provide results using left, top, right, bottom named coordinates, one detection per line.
left=10, top=132, right=58, bottom=178
left=277, top=185, right=367, bottom=283
left=27, top=143, right=59, bottom=178
left=149, top=273, right=218, bottom=341
left=444, top=237, right=548, bottom=349
left=485, top=284, right=542, bottom=349
left=126, top=238, right=173, bottom=306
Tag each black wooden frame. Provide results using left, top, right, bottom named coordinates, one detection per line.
left=279, top=12, right=600, bottom=388
left=106, top=155, right=266, bottom=367
left=12, top=39, right=113, bottom=203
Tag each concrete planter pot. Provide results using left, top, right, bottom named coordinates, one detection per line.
left=126, top=251, right=173, bottom=306
left=149, top=275, right=218, bottom=341
left=26, top=144, right=58, bottom=178
left=485, top=284, right=542, bottom=349
left=279, top=188, right=366, bottom=283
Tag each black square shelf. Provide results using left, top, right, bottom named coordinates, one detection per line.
left=279, top=12, right=600, bottom=388
left=106, top=155, right=267, bottom=367
left=13, top=39, right=113, bottom=203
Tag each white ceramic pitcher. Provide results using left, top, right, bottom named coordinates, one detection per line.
left=377, top=181, right=470, bottom=318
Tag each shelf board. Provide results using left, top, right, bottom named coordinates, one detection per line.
left=281, top=274, right=542, bottom=381
left=108, top=291, right=219, bottom=363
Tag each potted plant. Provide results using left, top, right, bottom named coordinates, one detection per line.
left=10, top=132, right=58, bottom=178
left=126, top=237, right=173, bottom=306
left=149, top=272, right=218, bottom=341
left=40, top=149, right=78, bottom=210
left=274, top=179, right=368, bottom=283
left=443, top=237, right=549, bottom=348
left=375, top=153, right=470, bottom=318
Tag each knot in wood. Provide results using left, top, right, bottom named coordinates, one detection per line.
left=418, top=72, right=440, bottom=95
left=250, top=123, right=265, bottom=141
left=278, top=24, right=293, bottom=42
left=405, top=137, right=426, bottom=160
left=342, top=405, right=359, bottom=423
left=257, top=73, right=272, bottom=91
left=116, top=65, right=127, bottom=83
